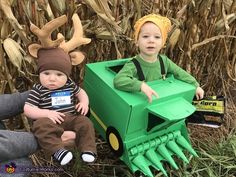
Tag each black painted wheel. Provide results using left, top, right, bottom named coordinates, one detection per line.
left=106, top=126, right=124, bottom=157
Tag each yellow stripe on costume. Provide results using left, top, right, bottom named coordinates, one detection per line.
left=90, top=109, right=107, bottom=130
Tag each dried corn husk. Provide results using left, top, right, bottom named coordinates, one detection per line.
left=198, top=0, right=214, bottom=18
left=191, top=35, right=236, bottom=50
left=3, top=38, right=26, bottom=70
left=0, top=0, right=19, bottom=26
left=95, top=30, right=113, bottom=40
left=20, top=0, right=33, bottom=21
left=0, top=0, right=30, bottom=44
left=50, top=0, right=66, bottom=14
left=223, top=0, right=233, bottom=12
left=83, top=0, right=121, bottom=33
left=231, top=0, right=236, bottom=12
left=168, top=28, right=181, bottom=50
left=0, top=80, right=7, bottom=93
left=0, top=42, right=4, bottom=67
left=36, top=0, right=54, bottom=20
left=1, top=20, right=11, bottom=39
left=35, top=0, right=48, bottom=11
left=215, top=13, right=236, bottom=32
left=176, top=5, right=187, bottom=19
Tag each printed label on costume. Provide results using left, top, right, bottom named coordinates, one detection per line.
left=51, top=91, right=71, bottom=107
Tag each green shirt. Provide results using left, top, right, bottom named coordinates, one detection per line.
left=113, top=54, right=199, bottom=92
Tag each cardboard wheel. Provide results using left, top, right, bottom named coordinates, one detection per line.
left=106, top=126, right=123, bottom=157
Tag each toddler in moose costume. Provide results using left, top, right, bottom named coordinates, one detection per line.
left=24, top=14, right=96, bottom=166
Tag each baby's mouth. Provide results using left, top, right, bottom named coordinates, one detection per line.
left=49, top=84, right=56, bottom=87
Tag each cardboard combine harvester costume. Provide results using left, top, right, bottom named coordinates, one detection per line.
left=84, top=59, right=198, bottom=177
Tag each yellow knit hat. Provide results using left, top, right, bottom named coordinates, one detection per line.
left=134, top=14, right=171, bottom=46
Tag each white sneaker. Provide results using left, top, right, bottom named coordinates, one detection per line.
left=81, top=151, right=96, bottom=163
left=60, top=151, right=73, bottom=165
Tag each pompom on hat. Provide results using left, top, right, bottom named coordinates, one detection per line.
left=134, top=14, right=171, bottom=46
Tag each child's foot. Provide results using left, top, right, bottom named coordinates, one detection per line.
left=53, top=149, right=73, bottom=165
left=81, top=151, right=96, bottom=163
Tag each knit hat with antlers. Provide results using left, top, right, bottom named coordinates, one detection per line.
left=28, top=14, right=91, bottom=76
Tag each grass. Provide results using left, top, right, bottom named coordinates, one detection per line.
left=28, top=129, right=236, bottom=177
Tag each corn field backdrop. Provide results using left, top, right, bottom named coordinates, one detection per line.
left=0, top=0, right=236, bottom=177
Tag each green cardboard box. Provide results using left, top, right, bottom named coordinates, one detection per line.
left=84, top=58, right=198, bottom=177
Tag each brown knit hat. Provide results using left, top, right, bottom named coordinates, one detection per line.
left=37, top=48, right=72, bottom=76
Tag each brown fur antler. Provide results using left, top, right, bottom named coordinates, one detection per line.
left=30, top=15, right=67, bottom=47
left=28, top=14, right=91, bottom=65
left=59, top=14, right=91, bottom=53
left=28, top=15, right=67, bottom=58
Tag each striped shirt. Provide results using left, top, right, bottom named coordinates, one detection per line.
left=25, top=78, right=80, bottom=114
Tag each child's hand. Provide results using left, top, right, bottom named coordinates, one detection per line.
left=141, top=82, right=159, bottom=103
left=195, top=86, right=204, bottom=100
left=75, top=102, right=89, bottom=115
left=47, top=110, right=65, bottom=124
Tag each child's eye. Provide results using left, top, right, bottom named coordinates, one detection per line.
left=143, top=35, right=149, bottom=38
left=57, top=73, right=63, bottom=76
left=43, top=72, right=50, bottom=75
left=155, top=36, right=161, bottom=39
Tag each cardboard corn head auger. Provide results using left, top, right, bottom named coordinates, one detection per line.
left=84, top=58, right=198, bottom=177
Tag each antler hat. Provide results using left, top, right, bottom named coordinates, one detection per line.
left=28, top=14, right=91, bottom=76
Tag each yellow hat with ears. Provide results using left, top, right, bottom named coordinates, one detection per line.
left=134, top=14, right=171, bottom=46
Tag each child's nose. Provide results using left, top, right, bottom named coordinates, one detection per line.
left=148, top=37, right=155, bottom=42
left=49, top=75, right=56, bottom=81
